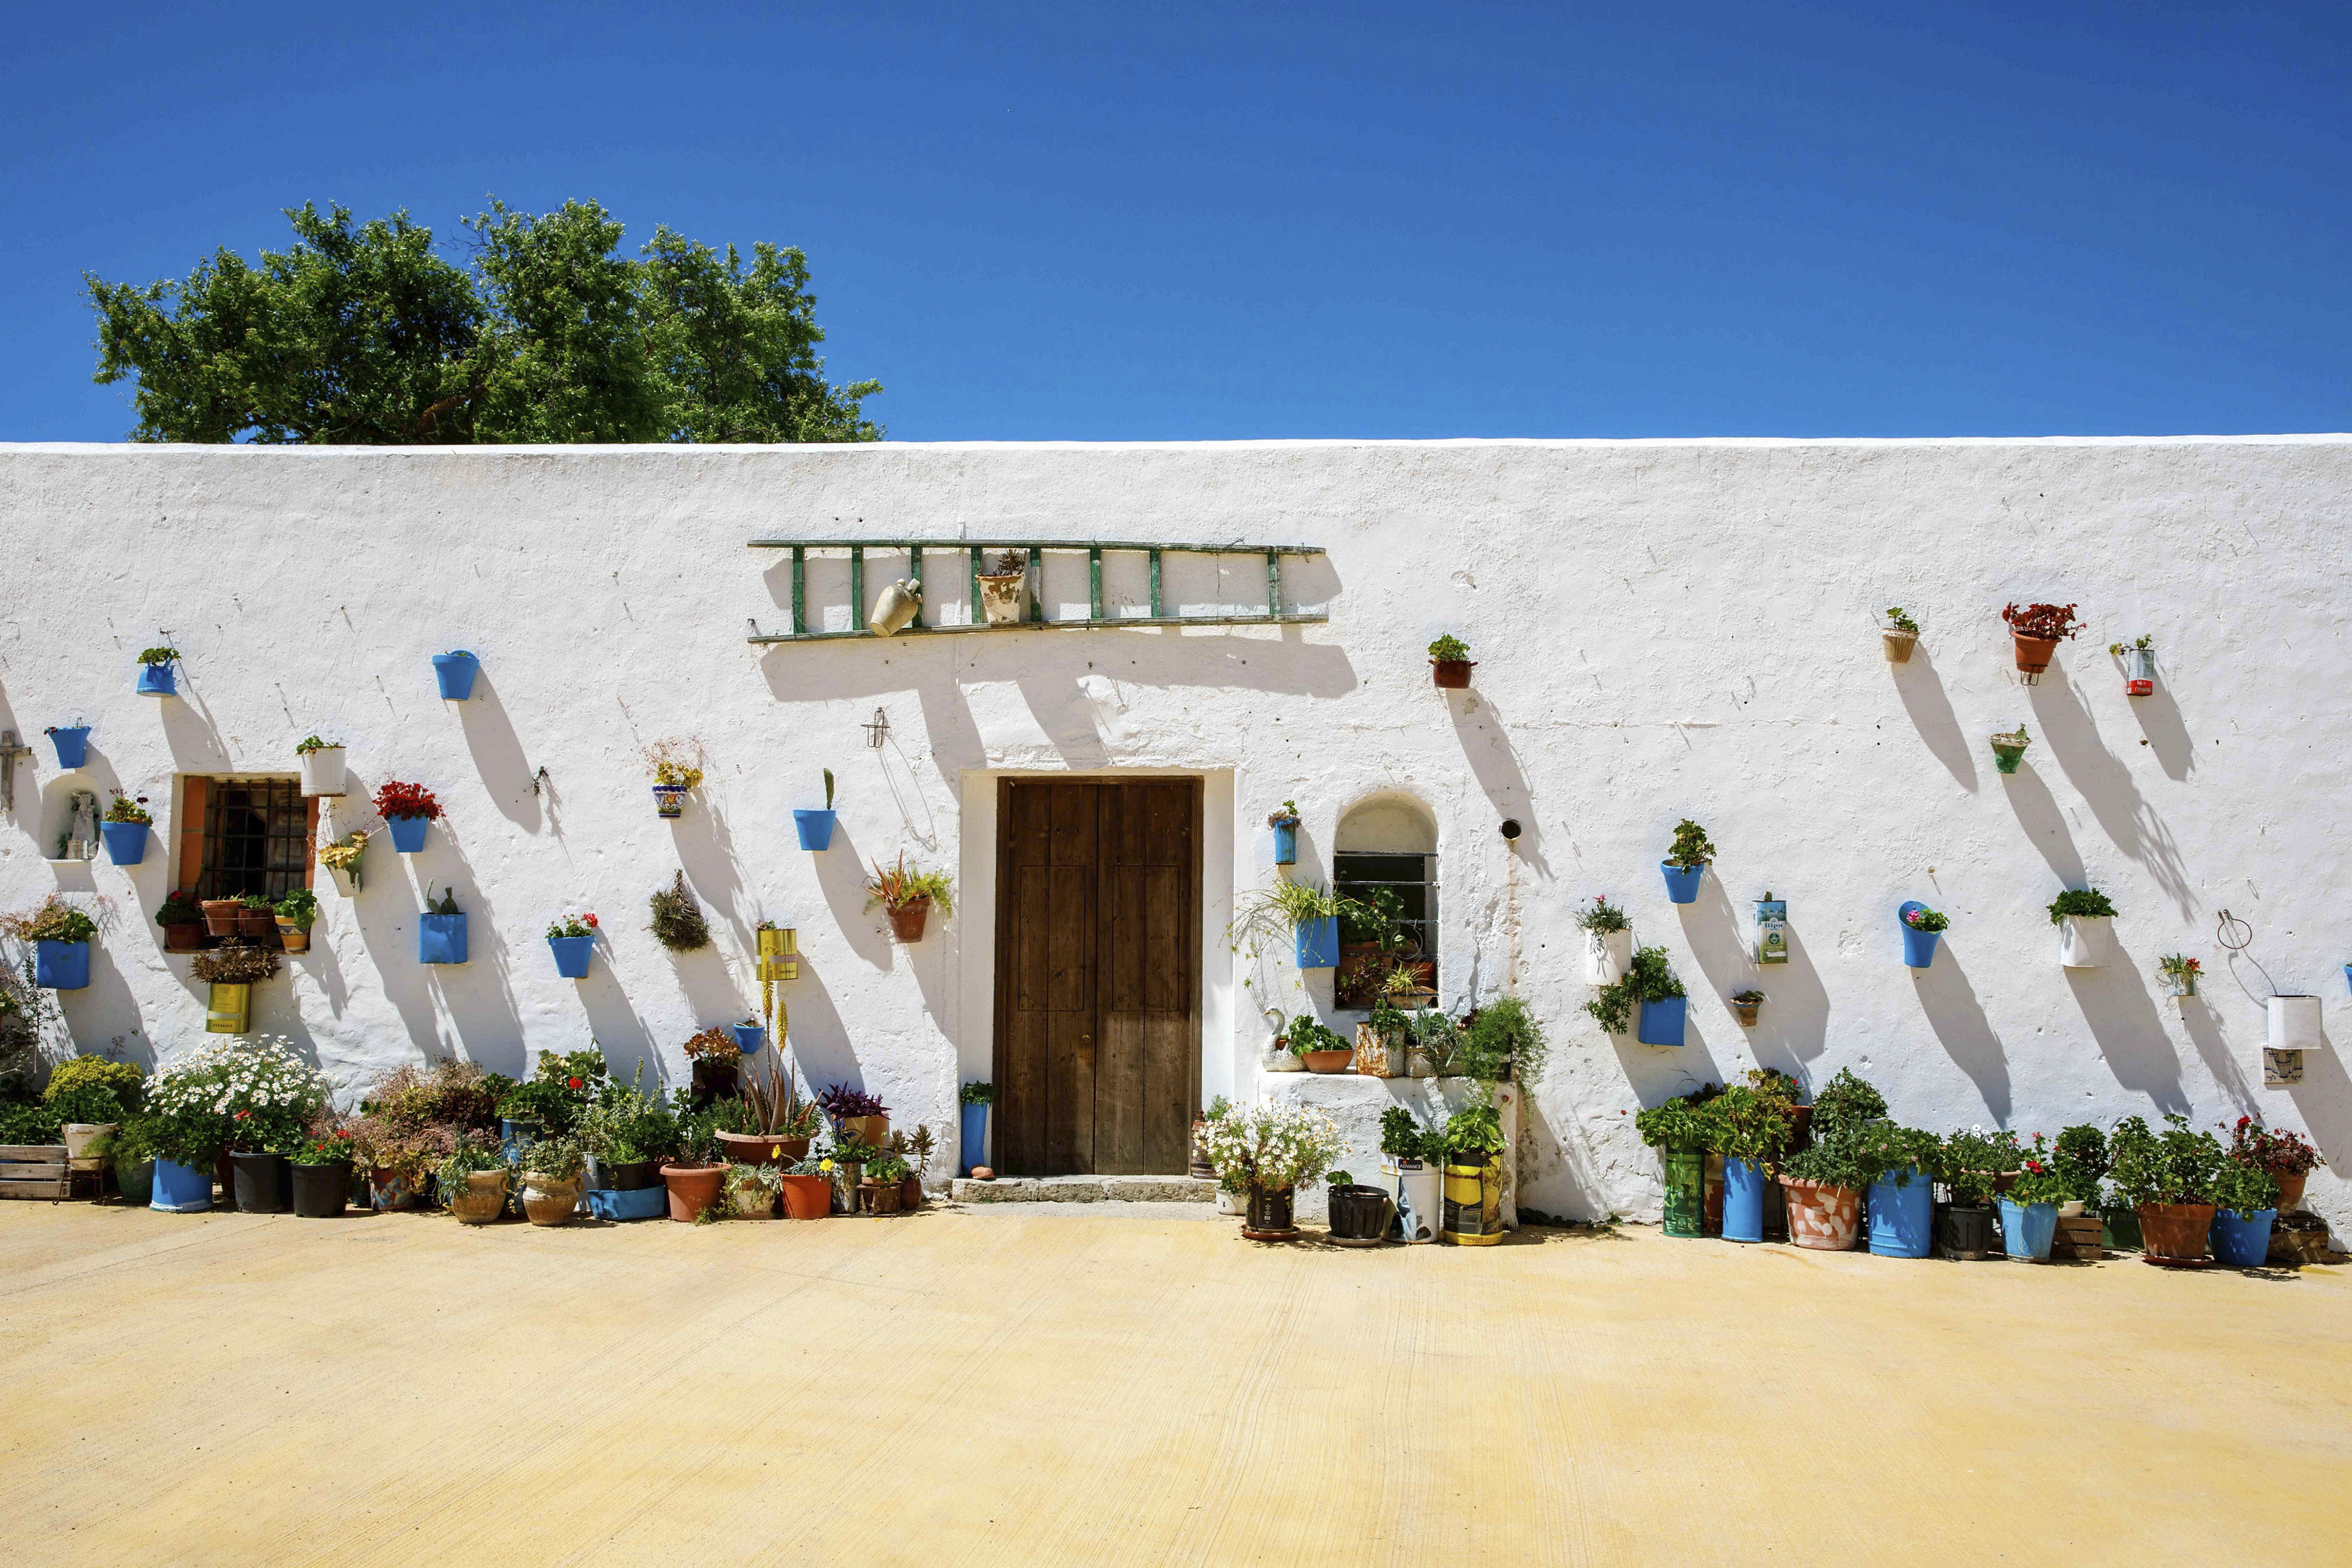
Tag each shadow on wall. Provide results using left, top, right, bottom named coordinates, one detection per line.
left=158, top=677, right=233, bottom=775
left=578, top=963, right=661, bottom=1092
left=1446, top=690, right=1546, bottom=879
left=454, top=670, right=543, bottom=835
left=669, top=795, right=751, bottom=950
left=2127, top=674, right=2197, bottom=783
left=813, top=820, right=894, bottom=973
left=1675, top=879, right=1829, bottom=1079
left=1998, top=763, right=2088, bottom=891
left=1908, top=942, right=2014, bottom=1125
left=2062, top=939, right=2187, bottom=1115
left=775, top=955, right=861, bottom=1097
left=2030, top=666, right=2195, bottom=920
left=1890, top=645, right=1980, bottom=792
left=2286, top=1021, right=2351, bottom=1175
left=2176, top=996, right=2259, bottom=1118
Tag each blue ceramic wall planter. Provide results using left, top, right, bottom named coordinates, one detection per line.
left=100, top=820, right=148, bottom=866
left=47, top=727, right=89, bottom=768
left=2210, top=1208, right=2277, bottom=1267
left=1721, top=1156, right=1767, bottom=1242
left=794, top=809, right=837, bottom=851
left=1636, top=995, right=1686, bottom=1046
left=1868, top=1168, right=1934, bottom=1257
left=548, top=934, right=595, bottom=979
left=35, top=939, right=90, bottom=990
left=1660, top=862, right=1703, bottom=905
left=387, top=815, right=432, bottom=854
left=961, top=1101, right=989, bottom=1176
left=419, top=912, right=468, bottom=965
left=136, top=661, right=176, bottom=697
left=1271, top=820, right=1298, bottom=866
left=1294, top=916, right=1340, bottom=970
left=1898, top=902, right=1941, bottom=968
left=731, top=1023, right=765, bottom=1055
left=2000, top=1198, right=2059, bottom=1261
left=150, top=1158, right=213, bottom=1212
left=432, top=650, right=481, bottom=700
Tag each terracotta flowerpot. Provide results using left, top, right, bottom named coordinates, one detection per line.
left=844, top=1115, right=889, bottom=1151
left=161, top=922, right=205, bottom=952
left=449, top=1169, right=509, bottom=1225
left=862, top=1179, right=904, bottom=1216
left=1244, top=1185, right=1298, bottom=1240
left=234, top=907, right=277, bottom=940
left=779, top=1172, right=832, bottom=1220
left=886, top=899, right=931, bottom=942
left=899, top=1173, right=924, bottom=1209
left=2137, top=1201, right=2217, bottom=1267
left=1882, top=629, right=1918, bottom=663
left=715, top=1130, right=806, bottom=1167
left=1430, top=658, right=1474, bottom=689
left=1781, top=1178, right=1861, bottom=1250
left=2012, top=634, right=2059, bottom=676
left=2270, top=1170, right=2308, bottom=1212
left=1731, top=1000, right=1760, bottom=1028
left=661, top=1163, right=727, bottom=1222
left=1302, top=1049, right=1354, bottom=1074
left=520, top=1173, right=581, bottom=1226
left=200, top=899, right=242, bottom=936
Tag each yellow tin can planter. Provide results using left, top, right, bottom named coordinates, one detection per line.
left=205, top=982, right=251, bottom=1034
left=1443, top=1156, right=1505, bottom=1245
left=756, top=925, right=798, bottom=981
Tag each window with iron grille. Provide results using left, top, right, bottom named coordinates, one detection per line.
left=1334, top=849, right=1437, bottom=1007
left=195, top=778, right=311, bottom=902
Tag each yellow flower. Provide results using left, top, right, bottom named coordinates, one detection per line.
left=820, top=1159, right=834, bottom=1172
left=769, top=1145, right=782, bottom=1159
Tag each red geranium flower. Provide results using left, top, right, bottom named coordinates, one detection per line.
left=567, top=1077, right=584, bottom=1090
left=234, top=1110, right=250, bottom=1120
left=584, top=913, right=598, bottom=928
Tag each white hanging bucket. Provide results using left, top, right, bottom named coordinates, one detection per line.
left=1584, top=928, right=1632, bottom=987
left=868, top=578, right=923, bottom=637
left=298, top=746, right=347, bottom=797
left=2269, top=995, right=2322, bottom=1052
left=2059, top=915, right=2115, bottom=968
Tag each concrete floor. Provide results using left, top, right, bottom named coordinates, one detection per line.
left=2, top=1201, right=2346, bottom=1567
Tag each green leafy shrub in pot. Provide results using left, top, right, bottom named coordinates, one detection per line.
left=1575, top=897, right=1629, bottom=934
left=1633, top=1092, right=1719, bottom=1151
left=1426, top=634, right=1470, bottom=663
left=2046, top=888, right=2117, bottom=926
left=1663, top=819, right=1715, bottom=869
left=1440, top=1096, right=1506, bottom=1163
left=1808, top=1069, right=1886, bottom=1143
left=0, top=1098, right=64, bottom=1144
left=1379, top=1104, right=1439, bottom=1164
left=2210, top=1159, right=2280, bottom=1219
left=1779, top=1137, right=1877, bottom=1193
left=2107, top=1114, right=2226, bottom=1207
left=1461, top=995, right=1548, bottom=1084
left=1700, top=1085, right=1792, bottom=1168
left=1586, top=946, right=1685, bottom=1034
left=2051, top=1124, right=2110, bottom=1205
left=1935, top=1127, right=2020, bottom=1207
left=44, top=1056, right=144, bottom=1113
left=435, top=1132, right=507, bottom=1197
left=42, top=1080, right=126, bottom=1128
left=1283, top=1014, right=1350, bottom=1057
left=1842, top=1119, right=1942, bottom=1189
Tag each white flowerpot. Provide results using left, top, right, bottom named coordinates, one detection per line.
left=2058, top=915, right=2115, bottom=968
left=327, top=863, right=362, bottom=897
left=62, top=1122, right=117, bottom=1172
left=2269, top=995, right=2322, bottom=1052
left=1584, top=928, right=1632, bottom=987
left=976, top=572, right=1029, bottom=626
left=1215, top=1188, right=1244, bottom=1216
left=1387, top=1161, right=1444, bottom=1244
left=298, top=746, right=347, bottom=796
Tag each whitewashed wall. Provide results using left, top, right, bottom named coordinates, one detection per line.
left=1, top=437, right=2346, bottom=1238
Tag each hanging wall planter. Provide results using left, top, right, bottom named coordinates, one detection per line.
left=868, top=577, right=923, bottom=637
left=797, top=767, right=839, bottom=849
left=2111, top=637, right=2156, bottom=697
left=1659, top=818, right=1713, bottom=905
left=976, top=551, right=1029, bottom=626
left=642, top=738, right=704, bottom=820
left=99, top=819, right=148, bottom=866
left=1729, top=991, right=1762, bottom=1028
left=295, top=738, right=346, bottom=797
left=2050, top=889, right=2118, bottom=968
left=46, top=725, right=90, bottom=769
left=885, top=897, right=932, bottom=942
left=34, top=939, right=90, bottom=991
left=418, top=887, right=467, bottom=965
left=1636, top=995, right=1687, bottom=1047
left=134, top=647, right=180, bottom=696
left=730, top=1021, right=765, bottom=1055
left=1294, top=915, right=1339, bottom=969
left=1267, top=803, right=1300, bottom=867
left=548, top=934, right=595, bottom=979
left=1584, top=926, right=1633, bottom=986
left=1899, top=902, right=1945, bottom=968
left=431, top=650, right=480, bottom=700
left=203, top=980, right=250, bottom=1034
left=1427, top=634, right=1474, bottom=690
left=2001, top=601, right=2081, bottom=684
left=1988, top=725, right=2030, bottom=773
left=653, top=785, right=687, bottom=818
left=1880, top=608, right=1919, bottom=663
left=2268, top=994, right=2322, bottom=1051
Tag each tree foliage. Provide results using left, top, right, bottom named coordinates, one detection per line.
left=85, top=200, right=881, bottom=445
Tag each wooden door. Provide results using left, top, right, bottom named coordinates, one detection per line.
left=995, top=777, right=1200, bottom=1175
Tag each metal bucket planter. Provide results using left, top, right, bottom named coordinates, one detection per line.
left=1270, top=819, right=1298, bottom=865
left=1389, top=1160, right=1443, bottom=1244
left=449, top=1169, right=510, bottom=1225
left=1443, top=1156, right=1505, bottom=1245
left=2058, top=915, right=2115, bottom=969
left=2121, top=645, right=2156, bottom=696
left=291, top=1161, right=350, bottom=1218
left=1243, top=1184, right=1298, bottom=1241
left=1784, top=1178, right=1861, bottom=1249
left=1326, top=1184, right=1392, bottom=1245
left=298, top=746, right=347, bottom=797
left=1998, top=1198, right=2058, bottom=1261
left=205, top=981, right=251, bottom=1034
left=419, top=912, right=468, bottom=965
left=1294, top=917, right=1339, bottom=969
left=1866, top=1169, right=1933, bottom=1257
left=432, top=651, right=480, bottom=700
left=1662, top=1145, right=1704, bottom=1238
left=1636, top=995, right=1686, bottom=1047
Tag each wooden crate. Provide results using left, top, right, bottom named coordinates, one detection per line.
left=2052, top=1214, right=2105, bottom=1259
left=0, top=1144, right=69, bottom=1200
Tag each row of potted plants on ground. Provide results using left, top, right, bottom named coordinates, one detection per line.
left=1628, top=1066, right=2324, bottom=1267
left=1191, top=1090, right=1515, bottom=1245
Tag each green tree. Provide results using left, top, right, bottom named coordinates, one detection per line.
left=84, top=200, right=881, bottom=445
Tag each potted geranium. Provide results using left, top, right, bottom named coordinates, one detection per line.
left=46, top=721, right=91, bottom=769
left=1199, top=1101, right=1348, bottom=1242
left=2109, top=1114, right=2224, bottom=1266
left=289, top=1129, right=358, bottom=1218
left=374, top=780, right=443, bottom=854
left=274, top=889, right=318, bottom=953
left=2226, top=1115, right=2322, bottom=1213
left=642, top=737, right=705, bottom=819
left=1881, top=606, right=1920, bottom=663
left=1577, top=896, right=1632, bottom=985
left=135, top=645, right=180, bottom=696
left=1267, top=800, right=1302, bottom=866
left=2208, top=1159, right=2283, bottom=1268
left=1988, top=724, right=2030, bottom=775
left=2001, top=600, right=2081, bottom=681
left=2109, top=634, right=2157, bottom=697
left=1899, top=902, right=1947, bottom=968
left=1935, top=1127, right=2013, bottom=1259
left=1659, top=818, right=1713, bottom=904
left=99, top=791, right=151, bottom=865
left=1634, top=1092, right=1720, bottom=1238
left=1586, top=944, right=1688, bottom=1047
left=155, top=890, right=205, bottom=952
left=975, top=549, right=1030, bottom=626
left=438, top=1133, right=510, bottom=1224
left=865, top=854, right=952, bottom=942
left=796, top=769, right=838, bottom=851
left=1999, top=1135, right=2068, bottom=1262
left=2049, top=887, right=2118, bottom=968
left=547, top=912, right=597, bottom=977
left=6, top=895, right=99, bottom=990
left=1703, top=1084, right=1790, bottom=1243
left=418, top=884, right=467, bottom=965
left=2157, top=953, right=2201, bottom=1000
left=1850, top=1118, right=1943, bottom=1259
left=295, top=735, right=347, bottom=796
left=1428, top=634, right=1474, bottom=689
left=321, top=830, right=368, bottom=894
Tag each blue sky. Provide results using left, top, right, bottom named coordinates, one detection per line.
left=3, top=1, right=2346, bottom=440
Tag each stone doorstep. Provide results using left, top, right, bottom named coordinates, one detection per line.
left=950, top=1174, right=1214, bottom=1204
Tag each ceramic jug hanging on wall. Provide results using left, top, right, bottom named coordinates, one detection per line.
left=869, top=578, right=923, bottom=637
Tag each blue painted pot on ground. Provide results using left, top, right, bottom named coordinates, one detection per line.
left=100, top=820, right=149, bottom=865
left=1272, top=821, right=1298, bottom=865
left=2000, top=1197, right=2059, bottom=1261
left=431, top=650, right=480, bottom=700
left=136, top=661, right=176, bottom=696
left=1294, top=916, right=1340, bottom=969
left=548, top=934, right=594, bottom=978
left=1722, top=1157, right=1767, bottom=1242
left=48, top=727, right=89, bottom=768
left=731, top=1023, right=764, bottom=1055
left=2210, top=1207, right=2277, bottom=1267
left=1636, top=995, right=1686, bottom=1046
left=793, top=809, right=837, bottom=850
left=961, top=1101, right=989, bottom=1175
left=1660, top=862, right=1704, bottom=904
left=151, top=1158, right=213, bottom=1212
left=419, top=912, right=467, bottom=965
left=386, top=814, right=432, bottom=853
left=589, top=1186, right=668, bottom=1222
left=1868, top=1168, right=1934, bottom=1257
left=34, top=939, right=89, bottom=990
left=1898, top=903, right=1942, bottom=969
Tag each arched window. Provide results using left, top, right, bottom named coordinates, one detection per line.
left=1333, top=796, right=1437, bottom=1008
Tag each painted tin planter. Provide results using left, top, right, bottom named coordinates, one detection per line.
left=793, top=809, right=837, bottom=850
left=960, top=1101, right=989, bottom=1176
left=1720, top=1157, right=1767, bottom=1243
left=99, top=820, right=148, bottom=865
left=2121, top=645, right=2156, bottom=697
left=1294, top=915, right=1339, bottom=969
left=419, top=912, right=468, bottom=965
left=298, top=746, right=347, bottom=797
left=1442, top=1157, right=1503, bottom=1244
left=34, top=939, right=89, bottom=990
left=1271, top=820, right=1298, bottom=865
left=1999, top=1197, right=2058, bottom=1262
left=2209, top=1208, right=2277, bottom=1268
left=136, top=661, right=177, bottom=696
left=1753, top=898, right=1788, bottom=964
left=431, top=650, right=480, bottom=700
left=548, top=934, right=594, bottom=978
left=1659, top=862, right=1703, bottom=904
left=1868, top=1168, right=1934, bottom=1257
left=47, top=726, right=89, bottom=768
left=1898, top=902, right=1940, bottom=968
left=386, top=814, right=432, bottom=854
left=1636, top=995, right=1686, bottom=1046
left=2267, top=995, right=2322, bottom=1052
left=1662, top=1145, right=1704, bottom=1238
left=1989, top=732, right=2028, bottom=773
left=976, top=571, right=1028, bottom=626
left=151, top=1158, right=213, bottom=1213
left=204, top=981, right=250, bottom=1034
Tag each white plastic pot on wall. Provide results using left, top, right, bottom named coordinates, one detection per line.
left=2059, top=915, right=2115, bottom=968
left=298, top=746, right=347, bottom=797
left=2269, top=995, right=2322, bottom=1052
left=1584, top=928, right=1632, bottom=987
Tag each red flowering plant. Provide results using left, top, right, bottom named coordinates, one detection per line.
left=292, top=1127, right=359, bottom=1165
left=372, top=780, right=443, bottom=822
left=2001, top=602, right=2083, bottom=642
left=2228, top=1115, right=2324, bottom=1177
left=546, top=912, right=598, bottom=940
left=2005, top=1133, right=2073, bottom=1206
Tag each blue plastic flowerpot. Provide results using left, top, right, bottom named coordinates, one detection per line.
left=961, top=1101, right=989, bottom=1176
left=2210, top=1207, right=2277, bottom=1267
left=1901, top=926, right=1940, bottom=969
left=548, top=934, right=594, bottom=978
left=100, top=820, right=148, bottom=865
left=2344, top=963, right=2351, bottom=997
left=386, top=814, right=431, bottom=854
left=2000, top=1197, right=2059, bottom=1261
left=1272, top=821, right=1297, bottom=865
left=1868, top=1167, right=1934, bottom=1257
left=589, top=1185, right=668, bottom=1222
left=419, top=912, right=467, bottom=965
left=136, top=661, right=176, bottom=696
left=793, top=808, right=837, bottom=850
left=1294, top=916, right=1339, bottom=969
left=34, top=939, right=89, bottom=990
left=432, top=650, right=480, bottom=700
left=1722, top=1156, right=1766, bottom=1243
left=1660, top=862, right=1703, bottom=904
left=1636, top=995, right=1686, bottom=1046
left=48, top=727, right=89, bottom=768
left=731, top=1023, right=765, bottom=1055
left=150, top=1158, right=213, bottom=1213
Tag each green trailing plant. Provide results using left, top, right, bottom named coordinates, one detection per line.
left=1663, top=819, right=1715, bottom=869
left=1575, top=896, right=1629, bottom=934
left=1461, top=995, right=1548, bottom=1084
left=1632, top=1092, right=1718, bottom=1151
left=648, top=871, right=711, bottom=951
left=1586, top=946, right=1684, bottom=1034
left=1411, top=1009, right=1469, bottom=1077
left=2047, top=888, right=2117, bottom=926
left=1883, top=607, right=1919, bottom=635
left=1426, top=634, right=1469, bottom=663
left=1809, top=1069, right=1887, bottom=1144
left=960, top=1081, right=995, bottom=1106
left=44, top=1056, right=144, bottom=1113
left=1227, top=878, right=1368, bottom=960
left=2107, top=1114, right=2226, bottom=1208
left=2051, top=1124, right=2111, bottom=1204
left=1935, top=1127, right=2020, bottom=1207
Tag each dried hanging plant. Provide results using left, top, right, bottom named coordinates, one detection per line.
left=648, top=871, right=711, bottom=952
left=189, top=942, right=282, bottom=985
